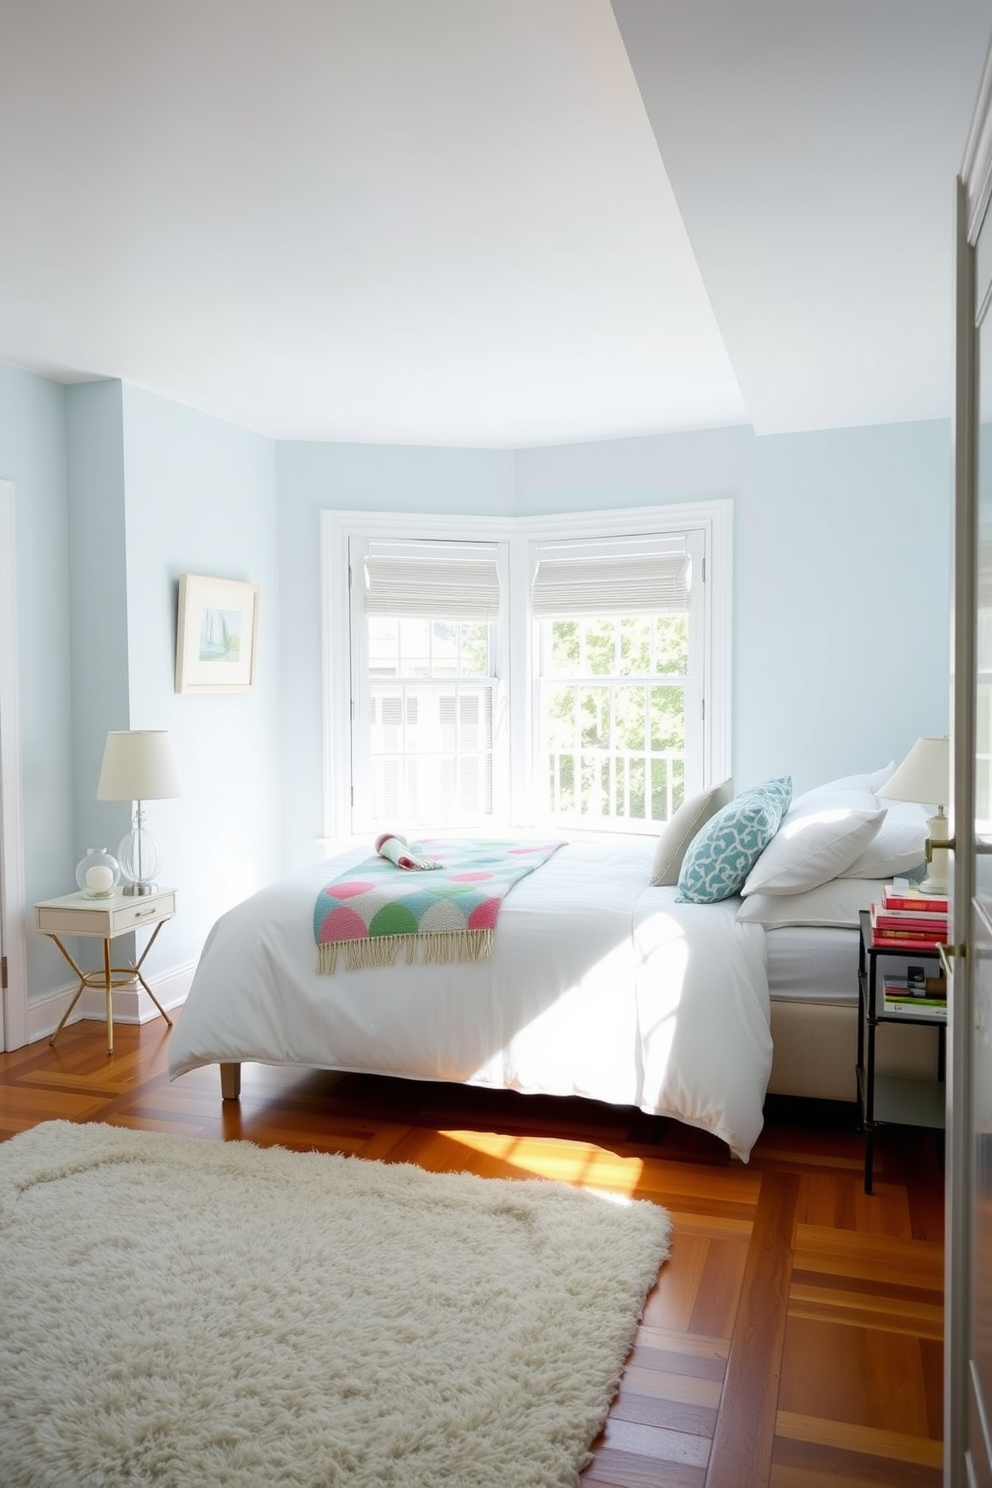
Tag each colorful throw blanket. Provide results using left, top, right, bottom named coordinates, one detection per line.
left=314, top=839, right=563, bottom=974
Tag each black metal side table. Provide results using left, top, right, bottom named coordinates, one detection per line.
left=856, top=909, right=945, bottom=1193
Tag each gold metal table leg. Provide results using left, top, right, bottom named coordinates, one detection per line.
left=48, top=936, right=87, bottom=1048
left=46, top=923, right=173, bottom=1055
left=104, top=937, right=113, bottom=1054
left=130, top=921, right=173, bottom=1029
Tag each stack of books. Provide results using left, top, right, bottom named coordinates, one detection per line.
left=869, top=883, right=949, bottom=951
left=870, top=884, right=949, bottom=1018
left=882, top=972, right=948, bottom=1018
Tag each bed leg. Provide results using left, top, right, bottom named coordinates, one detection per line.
left=220, top=1062, right=242, bottom=1101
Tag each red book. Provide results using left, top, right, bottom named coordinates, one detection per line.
left=871, top=932, right=942, bottom=950
left=871, top=910, right=949, bottom=934
left=882, top=885, right=949, bottom=914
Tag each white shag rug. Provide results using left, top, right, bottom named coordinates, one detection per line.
left=0, top=1121, right=671, bottom=1488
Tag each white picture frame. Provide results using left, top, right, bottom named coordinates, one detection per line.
left=175, top=574, right=260, bottom=694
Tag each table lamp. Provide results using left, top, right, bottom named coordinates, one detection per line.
left=96, top=730, right=182, bottom=896
left=878, top=735, right=950, bottom=893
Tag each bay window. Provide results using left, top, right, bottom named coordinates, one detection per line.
left=322, top=504, right=729, bottom=841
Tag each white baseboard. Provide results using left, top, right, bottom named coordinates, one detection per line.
left=27, top=961, right=196, bottom=1045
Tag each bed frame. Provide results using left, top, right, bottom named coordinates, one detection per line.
left=218, top=1011, right=938, bottom=1107
left=221, top=1063, right=242, bottom=1100
left=768, top=999, right=940, bottom=1103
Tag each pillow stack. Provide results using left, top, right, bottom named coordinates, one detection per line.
left=739, top=789, right=885, bottom=897
left=653, top=761, right=930, bottom=922
left=737, top=764, right=928, bottom=928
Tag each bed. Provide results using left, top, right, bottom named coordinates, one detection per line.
left=168, top=767, right=938, bottom=1159
left=169, top=837, right=772, bottom=1160
left=766, top=926, right=940, bottom=1101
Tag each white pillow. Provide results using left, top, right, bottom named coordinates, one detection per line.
left=869, top=761, right=896, bottom=791
left=791, top=762, right=894, bottom=809
left=840, top=799, right=928, bottom=879
left=650, top=778, right=734, bottom=886
left=736, top=878, right=887, bottom=928
left=740, top=791, right=885, bottom=896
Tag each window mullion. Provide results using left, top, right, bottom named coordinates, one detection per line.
left=609, top=681, right=617, bottom=823
left=578, top=677, right=586, bottom=817
left=642, top=684, right=649, bottom=822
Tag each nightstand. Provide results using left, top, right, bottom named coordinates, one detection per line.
left=36, top=888, right=177, bottom=1055
left=856, top=909, right=945, bottom=1193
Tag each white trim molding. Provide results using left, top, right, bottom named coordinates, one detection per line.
left=0, top=480, right=28, bottom=1050
left=26, top=960, right=197, bottom=1045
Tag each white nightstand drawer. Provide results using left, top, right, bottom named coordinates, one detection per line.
left=111, top=892, right=176, bottom=933
left=35, top=888, right=177, bottom=939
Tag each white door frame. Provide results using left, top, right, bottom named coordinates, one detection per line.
left=0, top=480, right=28, bottom=1049
left=948, top=33, right=992, bottom=1480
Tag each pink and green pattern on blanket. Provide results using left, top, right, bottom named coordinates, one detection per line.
left=313, top=839, right=564, bottom=974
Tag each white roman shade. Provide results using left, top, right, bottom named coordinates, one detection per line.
left=363, top=543, right=501, bottom=620
left=531, top=537, right=690, bottom=618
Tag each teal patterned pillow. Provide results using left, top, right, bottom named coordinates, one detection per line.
left=677, top=777, right=793, bottom=904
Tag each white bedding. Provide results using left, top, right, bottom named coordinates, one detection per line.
left=168, top=839, right=773, bottom=1160
left=765, top=925, right=860, bottom=1006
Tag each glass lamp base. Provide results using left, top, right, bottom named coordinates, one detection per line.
left=118, top=819, right=163, bottom=899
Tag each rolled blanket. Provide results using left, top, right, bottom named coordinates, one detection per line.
left=374, top=832, right=443, bottom=871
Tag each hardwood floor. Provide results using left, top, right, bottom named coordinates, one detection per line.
left=0, top=1015, right=944, bottom=1487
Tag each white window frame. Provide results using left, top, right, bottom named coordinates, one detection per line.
left=514, top=504, right=731, bottom=830
left=529, top=528, right=704, bottom=833
left=320, top=501, right=732, bottom=842
left=348, top=533, right=510, bottom=833
left=321, top=511, right=516, bottom=841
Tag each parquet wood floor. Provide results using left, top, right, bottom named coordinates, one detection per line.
left=0, top=1015, right=945, bottom=1487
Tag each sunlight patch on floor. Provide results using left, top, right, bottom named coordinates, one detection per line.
left=440, top=1127, right=646, bottom=1195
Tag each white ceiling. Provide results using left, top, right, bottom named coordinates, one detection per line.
left=0, top=0, right=988, bottom=448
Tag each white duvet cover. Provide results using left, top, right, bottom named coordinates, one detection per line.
left=169, top=839, right=772, bottom=1159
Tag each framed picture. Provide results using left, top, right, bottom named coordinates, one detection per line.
left=175, top=574, right=260, bottom=694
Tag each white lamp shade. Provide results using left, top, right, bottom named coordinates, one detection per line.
left=96, top=730, right=182, bottom=801
left=878, top=735, right=949, bottom=810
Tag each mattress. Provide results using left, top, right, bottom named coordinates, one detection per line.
left=765, top=924, right=859, bottom=1006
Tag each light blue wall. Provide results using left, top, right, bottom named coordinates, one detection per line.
left=275, top=441, right=515, bottom=868
left=512, top=424, right=751, bottom=514
left=65, top=382, right=130, bottom=859
left=118, top=385, right=281, bottom=967
left=273, top=423, right=952, bottom=859
left=739, top=422, right=951, bottom=791
left=0, top=364, right=73, bottom=994
left=0, top=357, right=955, bottom=1005
left=3, top=369, right=281, bottom=999
left=512, top=420, right=952, bottom=794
